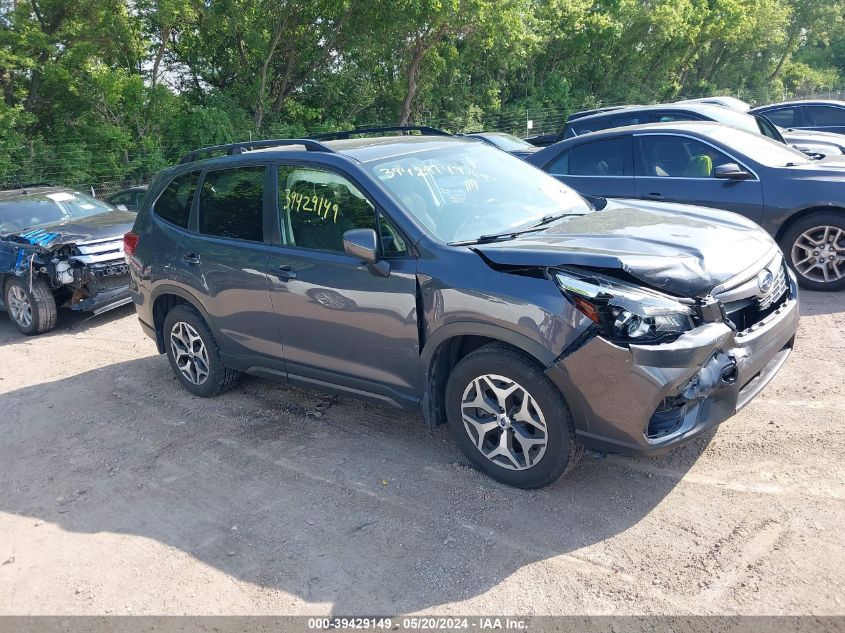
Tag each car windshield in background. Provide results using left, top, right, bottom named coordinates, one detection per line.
left=478, top=133, right=534, bottom=151
left=0, top=191, right=115, bottom=234
left=706, top=127, right=812, bottom=167
left=365, top=144, right=591, bottom=244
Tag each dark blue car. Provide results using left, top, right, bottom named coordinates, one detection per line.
left=526, top=121, right=845, bottom=292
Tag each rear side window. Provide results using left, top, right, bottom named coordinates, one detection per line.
left=154, top=172, right=198, bottom=228
left=563, top=138, right=627, bottom=176
left=761, top=107, right=796, bottom=127
left=807, top=105, right=845, bottom=127
left=198, top=166, right=265, bottom=242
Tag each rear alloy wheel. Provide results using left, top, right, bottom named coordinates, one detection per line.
left=781, top=213, right=845, bottom=291
left=445, top=343, right=581, bottom=489
left=163, top=304, right=240, bottom=397
left=4, top=276, right=58, bottom=335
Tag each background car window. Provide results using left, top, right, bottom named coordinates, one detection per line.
left=278, top=166, right=377, bottom=252
left=638, top=136, right=732, bottom=178
left=654, top=113, right=696, bottom=123
left=198, top=166, right=265, bottom=242
left=566, top=138, right=627, bottom=176
left=109, top=192, right=132, bottom=205
left=807, top=105, right=845, bottom=127
left=153, top=171, right=198, bottom=228
left=761, top=107, right=796, bottom=127
left=547, top=150, right=569, bottom=174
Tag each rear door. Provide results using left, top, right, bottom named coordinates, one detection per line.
left=178, top=163, right=282, bottom=363
left=544, top=135, right=635, bottom=199
left=266, top=163, right=419, bottom=401
left=633, top=133, right=764, bottom=223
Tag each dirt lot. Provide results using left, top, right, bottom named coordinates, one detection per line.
left=0, top=291, right=843, bottom=616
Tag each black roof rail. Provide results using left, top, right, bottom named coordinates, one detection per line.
left=179, top=138, right=335, bottom=164
left=310, top=125, right=452, bottom=141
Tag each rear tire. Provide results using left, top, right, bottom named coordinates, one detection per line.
left=445, top=343, right=581, bottom=489
left=163, top=304, right=240, bottom=397
left=4, top=276, right=58, bottom=335
left=780, top=212, right=845, bottom=291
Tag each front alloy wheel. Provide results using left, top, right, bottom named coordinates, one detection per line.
left=781, top=212, right=845, bottom=291
left=461, top=374, right=548, bottom=470
left=791, top=225, right=844, bottom=285
left=7, top=284, right=32, bottom=330
left=445, top=343, right=581, bottom=489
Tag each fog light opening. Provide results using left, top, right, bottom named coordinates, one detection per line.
left=721, top=365, right=738, bottom=385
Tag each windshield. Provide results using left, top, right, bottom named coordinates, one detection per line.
left=476, top=133, right=534, bottom=151
left=0, top=190, right=115, bottom=235
left=365, top=143, right=591, bottom=243
left=707, top=127, right=812, bottom=167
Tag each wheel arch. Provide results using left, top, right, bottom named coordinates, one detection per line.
left=149, top=284, right=214, bottom=354
left=775, top=205, right=845, bottom=244
left=420, top=322, right=557, bottom=428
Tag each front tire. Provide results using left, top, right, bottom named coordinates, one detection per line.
left=445, top=344, right=581, bottom=489
left=780, top=212, right=845, bottom=291
left=4, top=276, right=57, bottom=335
left=163, top=304, right=240, bottom=397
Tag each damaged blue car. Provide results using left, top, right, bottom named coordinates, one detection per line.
left=0, top=186, right=135, bottom=335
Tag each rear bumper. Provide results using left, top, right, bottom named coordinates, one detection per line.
left=546, top=277, right=799, bottom=456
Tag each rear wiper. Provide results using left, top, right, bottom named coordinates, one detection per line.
left=452, top=212, right=583, bottom=245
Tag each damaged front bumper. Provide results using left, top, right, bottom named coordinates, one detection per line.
left=546, top=275, right=799, bottom=456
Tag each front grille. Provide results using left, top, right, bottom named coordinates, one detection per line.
left=713, top=252, right=790, bottom=332
left=758, top=264, right=787, bottom=311
left=71, top=237, right=125, bottom=265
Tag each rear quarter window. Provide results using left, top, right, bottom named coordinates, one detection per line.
left=153, top=172, right=198, bottom=228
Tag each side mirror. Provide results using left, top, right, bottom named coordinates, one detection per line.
left=343, top=228, right=390, bottom=277
left=714, top=163, right=753, bottom=180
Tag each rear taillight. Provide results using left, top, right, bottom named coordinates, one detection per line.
left=123, top=231, right=139, bottom=257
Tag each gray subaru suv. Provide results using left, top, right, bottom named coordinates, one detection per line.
left=126, top=131, right=799, bottom=488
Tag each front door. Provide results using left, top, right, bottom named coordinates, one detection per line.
left=267, top=163, right=420, bottom=403
left=634, top=133, right=764, bottom=223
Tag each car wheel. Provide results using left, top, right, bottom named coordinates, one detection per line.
left=4, top=276, right=57, bottom=335
left=780, top=213, right=845, bottom=291
left=163, top=304, right=240, bottom=397
left=445, top=343, right=582, bottom=489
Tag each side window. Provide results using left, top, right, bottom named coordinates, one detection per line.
left=807, top=106, right=845, bottom=127
left=110, top=192, right=132, bottom=205
left=567, top=138, right=627, bottom=176
left=153, top=171, right=198, bottom=228
left=546, top=150, right=569, bottom=175
left=637, top=136, right=732, bottom=178
left=278, top=166, right=377, bottom=253
left=198, top=166, right=265, bottom=242
left=762, top=107, right=796, bottom=127
left=379, top=213, right=408, bottom=256
left=654, top=112, right=697, bottom=123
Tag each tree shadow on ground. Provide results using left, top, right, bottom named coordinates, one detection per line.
left=0, top=354, right=714, bottom=614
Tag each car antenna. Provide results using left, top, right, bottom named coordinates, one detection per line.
left=11, top=174, right=27, bottom=194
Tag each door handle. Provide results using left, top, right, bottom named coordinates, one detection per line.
left=181, top=252, right=200, bottom=264
left=643, top=193, right=664, bottom=201
left=276, top=265, right=297, bottom=281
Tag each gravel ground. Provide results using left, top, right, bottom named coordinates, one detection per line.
left=0, top=291, right=842, bottom=616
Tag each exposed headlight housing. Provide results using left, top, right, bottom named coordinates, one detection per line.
left=555, top=269, right=695, bottom=345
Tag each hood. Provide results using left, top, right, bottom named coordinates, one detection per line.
left=783, top=129, right=845, bottom=149
left=781, top=154, right=845, bottom=179
left=472, top=199, right=776, bottom=297
left=5, top=209, right=136, bottom=249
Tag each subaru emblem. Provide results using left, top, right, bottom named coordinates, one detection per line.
left=757, top=269, right=774, bottom=294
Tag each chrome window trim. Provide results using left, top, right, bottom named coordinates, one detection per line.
left=632, top=131, right=761, bottom=181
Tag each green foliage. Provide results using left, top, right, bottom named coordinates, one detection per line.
left=1, top=0, right=845, bottom=192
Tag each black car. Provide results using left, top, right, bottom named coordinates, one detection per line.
left=749, top=100, right=845, bottom=136
left=460, top=132, right=539, bottom=158
left=126, top=133, right=797, bottom=488
left=0, top=186, right=135, bottom=334
left=105, top=185, right=148, bottom=212
left=526, top=121, right=845, bottom=291
left=560, top=103, right=843, bottom=158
